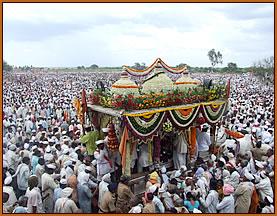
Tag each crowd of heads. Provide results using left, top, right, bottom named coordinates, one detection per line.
left=2, top=70, right=274, bottom=213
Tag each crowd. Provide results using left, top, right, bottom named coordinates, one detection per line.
left=2, top=70, right=274, bottom=213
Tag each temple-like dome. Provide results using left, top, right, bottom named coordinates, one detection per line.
left=174, top=73, right=201, bottom=90
left=141, top=64, right=174, bottom=94
left=111, top=72, right=139, bottom=95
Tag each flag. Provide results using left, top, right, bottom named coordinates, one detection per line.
left=226, top=78, right=231, bottom=98
left=81, top=89, right=88, bottom=114
left=119, top=126, right=129, bottom=174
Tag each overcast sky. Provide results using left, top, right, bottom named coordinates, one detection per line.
left=3, top=3, right=274, bottom=67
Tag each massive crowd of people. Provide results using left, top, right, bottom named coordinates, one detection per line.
left=3, top=70, right=274, bottom=213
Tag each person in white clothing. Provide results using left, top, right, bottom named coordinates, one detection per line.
left=6, top=144, right=19, bottom=173
left=261, top=196, right=274, bottom=213
left=255, top=171, right=274, bottom=202
left=196, top=124, right=211, bottom=162
left=41, top=164, right=58, bottom=213
left=199, top=178, right=219, bottom=213
left=216, top=184, right=235, bottom=213
left=98, top=173, right=112, bottom=205
left=13, top=157, right=31, bottom=198
left=26, top=175, right=44, bottom=213
left=173, top=131, right=188, bottom=169
left=94, top=140, right=112, bottom=181
left=54, top=187, right=81, bottom=213
left=3, top=176, right=17, bottom=211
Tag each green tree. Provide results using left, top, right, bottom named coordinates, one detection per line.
left=227, top=62, right=237, bottom=72
left=132, top=62, right=146, bottom=70
left=89, top=64, right=99, bottom=69
left=207, top=49, right=223, bottom=72
left=3, top=61, right=13, bottom=72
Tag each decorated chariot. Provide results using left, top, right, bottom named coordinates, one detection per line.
left=75, top=58, right=230, bottom=193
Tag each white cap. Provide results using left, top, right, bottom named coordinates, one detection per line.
left=180, top=165, right=187, bottom=172
left=4, top=176, right=12, bottom=185
left=62, top=187, right=73, bottom=198
left=32, top=129, right=36, bottom=133
left=24, top=143, right=29, bottom=150
left=46, top=164, right=56, bottom=169
left=62, top=131, right=67, bottom=135
left=31, top=145, right=38, bottom=151
left=60, top=178, right=67, bottom=185
left=95, top=140, right=105, bottom=145
left=202, top=123, right=209, bottom=128
left=148, top=185, right=158, bottom=193
left=42, top=141, right=49, bottom=145
left=102, top=128, right=109, bottom=133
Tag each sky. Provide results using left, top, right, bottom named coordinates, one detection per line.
left=3, top=3, right=274, bottom=68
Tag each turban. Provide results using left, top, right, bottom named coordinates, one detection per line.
left=101, top=173, right=111, bottom=183
left=62, top=187, right=73, bottom=198
left=223, top=184, right=234, bottom=195
left=149, top=171, right=159, bottom=181
left=195, top=167, right=204, bottom=177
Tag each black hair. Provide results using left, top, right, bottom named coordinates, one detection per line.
left=170, top=178, right=178, bottom=185
left=146, top=192, right=154, bottom=201
left=22, top=157, right=30, bottom=164
left=256, top=141, right=262, bottom=148
left=210, top=178, right=217, bottom=190
left=38, top=158, right=45, bottom=165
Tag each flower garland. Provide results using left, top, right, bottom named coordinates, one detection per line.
left=124, top=112, right=167, bottom=140
left=123, top=58, right=187, bottom=77
left=168, top=105, right=200, bottom=129
left=201, top=102, right=227, bottom=124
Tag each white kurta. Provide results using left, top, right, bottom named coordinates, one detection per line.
left=94, top=148, right=112, bottom=180
left=41, top=173, right=57, bottom=213
left=26, top=187, right=44, bottom=213
left=216, top=195, right=235, bottom=213
left=255, top=177, right=274, bottom=201
left=199, top=190, right=219, bottom=213
left=138, top=144, right=151, bottom=168
left=173, top=133, right=188, bottom=169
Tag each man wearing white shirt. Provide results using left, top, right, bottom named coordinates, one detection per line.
left=199, top=178, right=219, bottom=213
left=196, top=124, right=211, bottom=162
